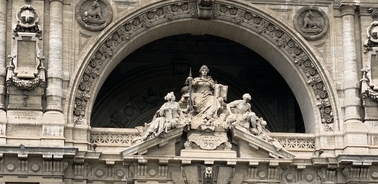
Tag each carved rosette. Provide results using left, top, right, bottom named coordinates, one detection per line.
left=73, top=1, right=335, bottom=131
left=14, top=4, right=42, bottom=39
left=75, top=0, right=113, bottom=31
left=369, top=8, right=378, bottom=18
left=294, top=7, right=329, bottom=40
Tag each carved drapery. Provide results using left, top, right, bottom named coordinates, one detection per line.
left=73, top=1, right=335, bottom=131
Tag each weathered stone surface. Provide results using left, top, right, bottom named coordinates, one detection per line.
left=1, top=0, right=378, bottom=183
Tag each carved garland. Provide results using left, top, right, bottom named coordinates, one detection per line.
left=73, top=1, right=334, bottom=131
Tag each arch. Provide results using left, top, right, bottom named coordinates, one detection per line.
left=68, top=0, right=339, bottom=133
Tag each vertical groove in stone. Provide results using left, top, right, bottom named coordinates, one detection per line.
left=47, top=0, right=63, bottom=111
left=0, top=1, right=6, bottom=109
left=340, top=5, right=360, bottom=121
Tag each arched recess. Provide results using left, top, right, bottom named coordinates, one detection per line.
left=68, top=0, right=339, bottom=133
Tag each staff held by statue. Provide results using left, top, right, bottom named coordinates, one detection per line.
left=185, top=68, right=194, bottom=113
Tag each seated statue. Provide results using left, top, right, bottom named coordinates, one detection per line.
left=226, top=93, right=256, bottom=126
left=188, top=65, right=224, bottom=119
left=141, top=92, right=181, bottom=140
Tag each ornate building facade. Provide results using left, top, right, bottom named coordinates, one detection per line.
left=0, top=0, right=378, bottom=183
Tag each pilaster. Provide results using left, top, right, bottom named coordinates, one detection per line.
left=0, top=0, right=7, bottom=144
left=339, top=5, right=368, bottom=154
left=46, top=0, right=63, bottom=112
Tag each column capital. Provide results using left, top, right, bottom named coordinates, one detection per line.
left=339, top=5, right=357, bottom=17
left=49, top=0, right=64, bottom=3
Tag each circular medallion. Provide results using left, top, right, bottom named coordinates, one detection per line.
left=95, top=169, right=105, bottom=177
left=367, top=21, right=378, bottom=43
left=116, top=169, right=125, bottom=177
left=17, top=5, right=39, bottom=28
left=372, top=171, right=378, bottom=179
left=258, top=171, right=266, bottom=179
left=149, top=168, right=157, bottom=176
left=286, top=173, right=294, bottom=182
left=31, top=163, right=40, bottom=172
left=75, top=0, right=113, bottom=31
left=294, top=7, right=329, bottom=40
left=6, top=163, right=15, bottom=172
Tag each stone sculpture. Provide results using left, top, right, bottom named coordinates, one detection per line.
left=140, top=92, right=182, bottom=140
left=302, top=10, right=321, bottom=30
left=294, top=7, right=329, bottom=40
left=82, top=0, right=105, bottom=24
left=75, top=0, right=113, bottom=31
left=138, top=65, right=283, bottom=153
left=190, top=65, right=222, bottom=119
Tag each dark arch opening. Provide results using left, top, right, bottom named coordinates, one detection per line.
left=91, top=34, right=304, bottom=133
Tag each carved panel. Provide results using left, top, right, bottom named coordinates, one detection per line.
left=361, top=22, right=378, bottom=103
left=6, top=3, right=46, bottom=110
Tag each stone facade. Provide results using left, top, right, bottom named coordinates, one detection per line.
left=0, top=0, right=378, bottom=183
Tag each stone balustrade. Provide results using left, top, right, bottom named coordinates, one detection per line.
left=90, top=128, right=317, bottom=151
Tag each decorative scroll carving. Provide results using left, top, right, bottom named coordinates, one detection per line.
left=7, top=4, right=46, bottom=108
left=6, top=54, right=46, bottom=92
left=361, top=68, right=378, bottom=104
left=73, top=1, right=335, bottom=131
left=361, top=23, right=378, bottom=105
left=294, top=7, right=329, bottom=40
left=75, top=0, right=113, bottom=31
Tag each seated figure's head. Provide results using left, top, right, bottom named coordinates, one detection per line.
left=164, top=92, right=175, bottom=101
left=199, top=65, right=210, bottom=76
left=242, top=93, right=251, bottom=101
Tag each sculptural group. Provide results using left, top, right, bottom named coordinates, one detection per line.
left=138, top=65, right=281, bottom=151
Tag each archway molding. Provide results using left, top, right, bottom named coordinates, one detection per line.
left=68, top=0, right=339, bottom=133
